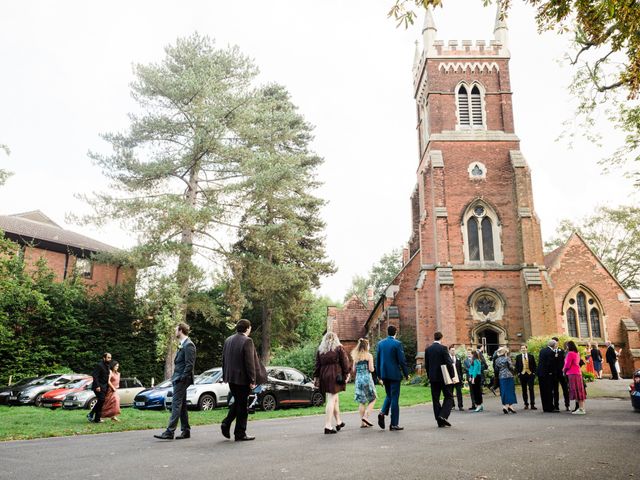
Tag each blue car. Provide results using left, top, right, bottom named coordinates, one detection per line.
left=133, top=380, right=172, bottom=410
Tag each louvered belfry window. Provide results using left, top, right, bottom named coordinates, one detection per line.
left=470, top=85, right=483, bottom=126
left=457, top=85, right=470, bottom=126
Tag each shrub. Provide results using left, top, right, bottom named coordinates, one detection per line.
left=269, top=340, right=318, bottom=378
left=526, top=334, right=587, bottom=361
left=582, top=371, right=596, bottom=383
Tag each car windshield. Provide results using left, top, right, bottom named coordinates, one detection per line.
left=12, top=377, right=37, bottom=387
left=194, top=370, right=221, bottom=385
left=65, top=379, right=89, bottom=389
left=31, top=375, right=61, bottom=386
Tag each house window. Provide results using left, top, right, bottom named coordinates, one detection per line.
left=76, top=258, right=93, bottom=279
left=456, top=83, right=485, bottom=129
left=562, top=287, right=604, bottom=339
left=461, top=201, right=502, bottom=264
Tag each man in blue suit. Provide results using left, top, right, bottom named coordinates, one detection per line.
left=376, top=325, right=409, bottom=431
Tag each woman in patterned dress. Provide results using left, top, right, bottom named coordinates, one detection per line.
left=351, top=338, right=377, bottom=428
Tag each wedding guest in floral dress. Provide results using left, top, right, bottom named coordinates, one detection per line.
left=101, top=362, right=121, bottom=422
left=351, top=338, right=377, bottom=428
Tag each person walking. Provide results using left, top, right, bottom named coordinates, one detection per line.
left=515, top=344, right=537, bottom=410
left=314, top=331, right=351, bottom=434
left=351, top=338, right=377, bottom=428
left=375, top=325, right=409, bottom=431
left=220, top=319, right=265, bottom=442
left=591, top=343, right=603, bottom=379
left=563, top=340, right=587, bottom=414
left=154, top=323, right=196, bottom=440
left=537, top=339, right=557, bottom=412
left=468, top=350, right=484, bottom=412
left=494, top=347, right=517, bottom=414
left=88, top=352, right=111, bottom=423
left=448, top=346, right=464, bottom=411
left=424, top=332, right=455, bottom=427
left=101, top=361, right=121, bottom=422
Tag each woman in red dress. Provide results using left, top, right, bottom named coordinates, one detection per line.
left=101, top=362, right=121, bottom=422
left=585, top=343, right=597, bottom=376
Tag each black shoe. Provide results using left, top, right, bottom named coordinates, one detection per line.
left=503, top=408, right=509, bottom=414
left=377, top=413, right=385, bottom=430
left=468, top=406, right=476, bottom=410
left=235, top=435, right=255, bottom=441
left=553, top=408, right=560, bottom=412
left=389, top=425, right=404, bottom=431
left=530, top=406, right=538, bottom=410
left=175, top=431, right=190, bottom=440
left=437, top=417, right=451, bottom=427
left=566, top=406, right=570, bottom=412
left=458, top=406, right=464, bottom=411
left=524, top=405, right=529, bottom=410
left=335, top=422, right=345, bottom=432
left=153, top=431, right=174, bottom=440
left=220, top=423, right=230, bottom=439
left=324, top=428, right=337, bottom=434
left=508, top=407, right=517, bottom=414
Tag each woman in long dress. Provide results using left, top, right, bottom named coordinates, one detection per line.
left=350, top=338, right=377, bottom=428
left=101, top=362, right=121, bottom=422
left=585, top=343, right=597, bottom=376
left=563, top=341, right=587, bottom=414
left=494, top=347, right=517, bottom=414
left=313, top=332, right=351, bottom=434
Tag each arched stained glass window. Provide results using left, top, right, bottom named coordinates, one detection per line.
left=481, top=217, right=494, bottom=261
left=567, top=308, right=578, bottom=338
left=577, top=292, right=589, bottom=336
left=590, top=308, right=601, bottom=338
left=467, top=217, right=480, bottom=261
left=463, top=202, right=501, bottom=264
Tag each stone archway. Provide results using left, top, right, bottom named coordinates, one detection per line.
left=472, top=323, right=507, bottom=356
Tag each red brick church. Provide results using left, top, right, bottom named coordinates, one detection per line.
left=330, top=7, right=640, bottom=376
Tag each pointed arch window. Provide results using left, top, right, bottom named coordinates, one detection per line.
left=456, top=83, right=485, bottom=129
left=461, top=202, right=502, bottom=264
left=457, top=85, right=470, bottom=126
left=562, top=287, right=604, bottom=339
left=471, top=85, right=483, bottom=126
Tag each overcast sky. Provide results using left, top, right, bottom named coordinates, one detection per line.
left=0, top=1, right=636, bottom=301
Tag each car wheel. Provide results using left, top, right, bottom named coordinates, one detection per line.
left=311, top=392, right=324, bottom=407
left=86, top=398, right=98, bottom=410
left=34, top=394, right=44, bottom=407
left=198, top=394, right=217, bottom=411
left=261, top=394, right=277, bottom=412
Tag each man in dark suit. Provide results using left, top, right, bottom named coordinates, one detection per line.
left=88, top=352, right=111, bottom=423
left=154, top=322, right=196, bottom=440
left=376, top=325, right=409, bottom=431
left=448, top=346, right=464, bottom=411
left=552, top=337, right=570, bottom=411
left=606, top=341, right=619, bottom=379
left=515, top=344, right=537, bottom=410
left=221, top=319, right=258, bottom=441
left=537, top=339, right=556, bottom=412
left=424, top=331, right=455, bottom=428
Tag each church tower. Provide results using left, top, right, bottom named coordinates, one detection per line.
left=408, top=5, right=558, bottom=358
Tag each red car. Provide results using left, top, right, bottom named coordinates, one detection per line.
left=40, top=376, right=92, bottom=409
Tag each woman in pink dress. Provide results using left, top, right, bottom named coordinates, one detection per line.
left=101, top=362, right=121, bottom=421
left=563, top=341, right=586, bottom=415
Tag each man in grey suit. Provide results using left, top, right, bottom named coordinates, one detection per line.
left=154, top=322, right=196, bottom=440
left=221, top=319, right=257, bottom=441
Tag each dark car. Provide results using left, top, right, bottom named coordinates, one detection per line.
left=133, top=380, right=173, bottom=410
left=248, top=366, right=324, bottom=412
left=7, top=374, right=86, bottom=406
left=0, top=377, right=39, bottom=405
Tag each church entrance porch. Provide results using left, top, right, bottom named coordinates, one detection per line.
left=472, top=324, right=507, bottom=356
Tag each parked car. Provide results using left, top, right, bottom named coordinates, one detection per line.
left=0, top=377, right=38, bottom=405
left=165, top=368, right=230, bottom=411
left=40, top=376, right=92, bottom=409
left=62, top=377, right=145, bottom=410
left=630, top=369, right=640, bottom=411
left=133, top=380, right=172, bottom=410
left=7, top=374, right=87, bottom=406
left=248, top=366, right=323, bottom=412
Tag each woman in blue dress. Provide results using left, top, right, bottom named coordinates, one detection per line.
left=495, top=346, right=518, bottom=414
left=351, top=338, right=377, bottom=428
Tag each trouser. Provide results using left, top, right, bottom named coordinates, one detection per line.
left=90, top=390, right=106, bottom=421
left=430, top=381, right=454, bottom=421
left=519, top=373, right=536, bottom=407
left=553, top=375, right=569, bottom=409
left=539, top=374, right=554, bottom=412
left=452, top=382, right=463, bottom=408
left=223, top=383, right=250, bottom=437
left=381, top=379, right=401, bottom=427
left=608, top=361, right=619, bottom=380
left=470, top=378, right=483, bottom=406
left=167, top=380, right=190, bottom=434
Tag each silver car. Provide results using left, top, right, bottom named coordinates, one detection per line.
left=8, top=374, right=87, bottom=406
left=165, top=368, right=230, bottom=411
left=62, top=377, right=145, bottom=409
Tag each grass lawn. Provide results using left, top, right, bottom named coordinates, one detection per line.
left=0, top=383, right=432, bottom=441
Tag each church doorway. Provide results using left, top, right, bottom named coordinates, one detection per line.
left=477, top=328, right=499, bottom=356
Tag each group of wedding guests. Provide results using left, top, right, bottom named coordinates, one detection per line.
left=87, top=352, right=121, bottom=423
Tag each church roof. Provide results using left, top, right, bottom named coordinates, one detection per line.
left=329, top=295, right=370, bottom=342
left=543, top=244, right=564, bottom=270
left=0, top=210, right=119, bottom=255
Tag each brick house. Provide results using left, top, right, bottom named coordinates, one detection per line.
left=327, top=290, right=375, bottom=357
left=0, top=210, right=135, bottom=294
left=331, top=8, right=640, bottom=376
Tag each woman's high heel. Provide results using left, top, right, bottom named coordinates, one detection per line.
left=361, top=418, right=373, bottom=427
left=508, top=407, right=517, bottom=414
left=503, top=408, right=509, bottom=414
left=335, top=422, right=345, bottom=431
left=324, top=428, right=337, bottom=434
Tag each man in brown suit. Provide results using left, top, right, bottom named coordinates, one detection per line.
left=221, top=319, right=257, bottom=441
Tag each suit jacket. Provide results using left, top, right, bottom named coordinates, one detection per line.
left=537, top=346, right=555, bottom=378
left=515, top=353, right=537, bottom=375
left=92, top=361, right=110, bottom=392
left=606, top=346, right=617, bottom=364
left=172, top=337, right=196, bottom=385
left=553, top=349, right=566, bottom=376
left=375, top=336, right=409, bottom=381
left=222, top=333, right=257, bottom=386
left=424, top=342, right=454, bottom=383
left=590, top=348, right=602, bottom=362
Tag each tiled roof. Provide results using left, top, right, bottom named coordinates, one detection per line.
left=0, top=210, right=119, bottom=254
left=543, top=244, right=563, bottom=269
left=329, top=296, right=370, bottom=342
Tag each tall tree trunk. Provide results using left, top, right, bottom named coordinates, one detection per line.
left=260, top=302, right=272, bottom=362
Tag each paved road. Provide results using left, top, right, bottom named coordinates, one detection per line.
left=1, top=395, right=639, bottom=480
